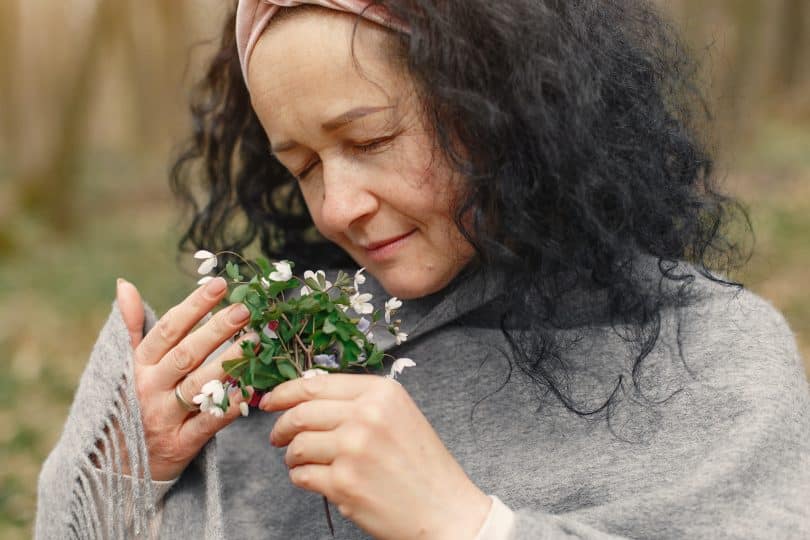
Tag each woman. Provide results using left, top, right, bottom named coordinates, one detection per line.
left=36, top=0, right=810, bottom=538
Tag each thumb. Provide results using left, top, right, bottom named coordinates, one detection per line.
left=116, top=278, right=145, bottom=349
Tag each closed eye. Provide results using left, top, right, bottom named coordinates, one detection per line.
left=352, top=136, right=394, bottom=154
left=295, top=136, right=397, bottom=180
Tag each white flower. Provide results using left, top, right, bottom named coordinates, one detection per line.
left=384, top=297, right=402, bottom=324
left=356, top=317, right=371, bottom=333
left=194, top=250, right=218, bottom=275
left=313, top=354, right=339, bottom=369
left=302, top=368, right=329, bottom=379
left=352, top=336, right=365, bottom=349
left=395, top=330, right=408, bottom=345
left=239, top=402, right=249, bottom=417
left=193, top=379, right=227, bottom=416
left=197, top=276, right=215, bottom=286
left=387, top=358, right=416, bottom=380
left=300, top=285, right=312, bottom=296
left=349, top=292, right=374, bottom=314
left=260, top=277, right=271, bottom=289
left=354, top=267, right=366, bottom=290
left=269, top=261, right=293, bottom=282
left=304, top=270, right=332, bottom=291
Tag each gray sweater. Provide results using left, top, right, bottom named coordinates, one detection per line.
left=37, top=264, right=810, bottom=539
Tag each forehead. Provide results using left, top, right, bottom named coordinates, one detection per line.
left=247, top=8, right=405, bottom=124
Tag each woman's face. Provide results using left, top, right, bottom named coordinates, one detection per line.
left=248, top=9, right=475, bottom=299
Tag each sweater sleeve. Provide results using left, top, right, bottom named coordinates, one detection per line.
left=473, top=495, right=516, bottom=540
left=503, top=291, right=810, bottom=539
left=35, top=301, right=170, bottom=539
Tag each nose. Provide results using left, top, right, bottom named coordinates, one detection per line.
left=317, top=158, right=379, bottom=235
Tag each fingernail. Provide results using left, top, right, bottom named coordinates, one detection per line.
left=258, top=392, right=272, bottom=410
left=206, top=277, right=227, bottom=295
left=229, top=304, right=250, bottom=324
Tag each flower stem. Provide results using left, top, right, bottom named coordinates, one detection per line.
left=323, top=496, right=334, bottom=536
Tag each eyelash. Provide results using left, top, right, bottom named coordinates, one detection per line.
left=296, top=136, right=394, bottom=180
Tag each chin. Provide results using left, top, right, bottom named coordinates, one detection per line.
left=374, top=266, right=460, bottom=300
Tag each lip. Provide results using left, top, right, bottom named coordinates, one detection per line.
left=363, top=230, right=415, bottom=260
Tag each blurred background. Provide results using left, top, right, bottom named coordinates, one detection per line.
left=0, top=1, right=808, bottom=537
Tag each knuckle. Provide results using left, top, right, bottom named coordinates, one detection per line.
left=288, top=408, right=305, bottom=430
left=301, top=376, right=326, bottom=400
left=338, top=425, right=368, bottom=456
left=285, top=440, right=304, bottom=467
left=359, top=406, right=384, bottom=428
left=156, top=316, right=181, bottom=344
left=208, top=311, right=228, bottom=334
left=168, top=344, right=196, bottom=372
left=290, top=467, right=311, bottom=488
left=188, top=291, right=207, bottom=311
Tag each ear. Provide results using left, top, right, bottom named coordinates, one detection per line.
left=116, top=278, right=145, bottom=349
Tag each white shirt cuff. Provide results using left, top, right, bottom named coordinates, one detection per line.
left=473, top=494, right=516, bottom=540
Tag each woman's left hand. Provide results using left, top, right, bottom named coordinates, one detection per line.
left=259, top=374, right=492, bottom=540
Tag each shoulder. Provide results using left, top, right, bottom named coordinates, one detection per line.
left=668, top=273, right=807, bottom=404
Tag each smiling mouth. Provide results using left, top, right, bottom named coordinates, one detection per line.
left=364, top=230, right=416, bottom=252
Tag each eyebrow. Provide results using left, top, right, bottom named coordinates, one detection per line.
left=270, top=105, right=395, bottom=154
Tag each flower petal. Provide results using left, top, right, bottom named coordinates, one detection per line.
left=193, top=250, right=216, bottom=260
left=389, top=357, right=416, bottom=378
left=197, top=258, right=217, bottom=275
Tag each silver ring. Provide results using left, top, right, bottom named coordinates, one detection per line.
left=174, top=384, right=198, bottom=412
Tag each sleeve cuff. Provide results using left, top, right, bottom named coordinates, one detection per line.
left=473, top=494, right=516, bottom=540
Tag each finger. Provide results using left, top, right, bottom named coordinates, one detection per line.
left=179, top=385, right=253, bottom=449
left=260, top=374, right=381, bottom=412
left=288, top=464, right=332, bottom=499
left=285, top=431, right=338, bottom=468
left=271, top=400, right=351, bottom=447
left=135, top=277, right=228, bottom=366
left=167, top=332, right=259, bottom=422
left=150, top=302, right=251, bottom=389
left=117, top=278, right=145, bottom=349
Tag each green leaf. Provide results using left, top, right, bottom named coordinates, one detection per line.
left=252, top=369, right=284, bottom=390
left=366, top=348, right=384, bottom=368
left=296, top=296, right=320, bottom=312
left=334, top=321, right=353, bottom=341
left=222, top=357, right=249, bottom=377
left=258, top=343, right=277, bottom=365
left=226, top=261, right=242, bottom=281
left=277, top=360, right=299, bottom=380
left=341, top=339, right=360, bottom=364
left=230, top=284, right=250, bottom=303
left=256, top=256, right=272, bottom=277
left=312, top=332, right=333, bottom=349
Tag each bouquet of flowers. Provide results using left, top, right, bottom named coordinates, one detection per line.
left=190, top=250, right=415, bottom=417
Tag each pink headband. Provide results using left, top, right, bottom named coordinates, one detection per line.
left=236, top=0, right=410, bottom=88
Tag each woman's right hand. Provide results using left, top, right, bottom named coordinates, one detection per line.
left=116, top=277, right=255, bottom=481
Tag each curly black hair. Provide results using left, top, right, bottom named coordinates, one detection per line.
left=169, top=0, right=750, bottom=420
